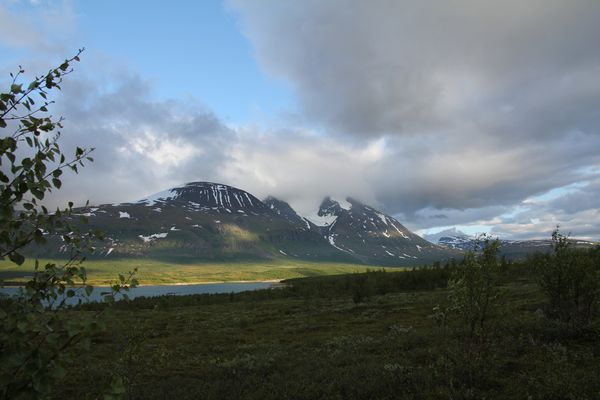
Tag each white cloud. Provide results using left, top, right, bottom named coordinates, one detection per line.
left=128, top=131, right=201, bottom=167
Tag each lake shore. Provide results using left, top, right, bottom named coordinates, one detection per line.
left=1, top=278, right=284, bottom=288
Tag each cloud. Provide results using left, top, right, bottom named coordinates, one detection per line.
left=227, top=0, right=600, bottom=239
left=2, top=1, right=599, bottom=241
left=0, top=0, right=77, bottom=66
left=41, top=69, right=235, bottom=208
left=218, top=129, right=385, bottom=216
left=230, top=0, right=600, bottom=137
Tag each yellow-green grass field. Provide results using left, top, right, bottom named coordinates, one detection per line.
left=0, top=258, right=399, bottom=285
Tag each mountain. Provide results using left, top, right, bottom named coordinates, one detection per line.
left=437, top=234, right=598, bottom=259
left=139, top=182, right=270, bottom=213
left=302, top=197, right=459, bottom=265
left=438, top=235, right=481, bottom=251
left=29, top=182, right=460, bottom=266
left=422, top=227, right=470, bottom=244
left=28, top=182, right=347, bottom=262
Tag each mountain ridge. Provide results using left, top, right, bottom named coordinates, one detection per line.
left=437, top=234, right=598, bottom=259
left=29, top=181, right=459, bottom=266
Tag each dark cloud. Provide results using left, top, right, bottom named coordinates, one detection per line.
left=549, top=178, right=600, bottom=215
left=429, top=215, right=448, bottom=220
left=229, top=0, right=600, bottom=239
left=230, top=0, right=600, bottom=137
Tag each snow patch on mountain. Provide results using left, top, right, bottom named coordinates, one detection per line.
left=328, top=235, right=354, bottom=253
left=138, top=188, right=177, bottom=206
left=119, top=212, right=130, bottom=219
left=390, top=220, right=409, bottom=239
left=138, top=233, right=168, bottom=243
left=331, top=197, right=352, bottom=211
left=306, top=214, right=338, bottom=227
left=375, top=211, right=388, bottom=225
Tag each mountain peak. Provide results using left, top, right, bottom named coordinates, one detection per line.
left=263, top=196, right=313, bottom=230
left=318, top=196, right=353, bottom=216
left=305, top=197, right=350, bottom=227
left=137, top=181, right=267, bottom=212
left=318, top=197, right=342, bottom=217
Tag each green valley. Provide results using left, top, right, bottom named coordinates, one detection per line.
left=0, top=258, right=383, bottom=285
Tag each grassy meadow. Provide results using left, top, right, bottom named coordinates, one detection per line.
left=0, top=258, right=383, bottom=285
left=45, top=263, right=600, bottom=400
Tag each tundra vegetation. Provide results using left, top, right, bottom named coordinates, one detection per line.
left=1, top=56, right=599, bottom=399
left=43, top=238, right=599, bottom=400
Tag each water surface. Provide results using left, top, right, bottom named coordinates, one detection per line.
left=0, top=281, right=274, bottom=304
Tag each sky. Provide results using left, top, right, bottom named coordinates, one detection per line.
left=1, top=0, right=599, bottom=241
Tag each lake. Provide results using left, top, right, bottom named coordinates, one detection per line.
left=0, top=281, right=275, bottom=304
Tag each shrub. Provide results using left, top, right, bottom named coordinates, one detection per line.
left=447, top=236, right=502, bottom=340
left=534, top=228, right=600, bottom=327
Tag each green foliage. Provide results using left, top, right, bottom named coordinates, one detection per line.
left=348, top=270, right=374, bottom=303
left=534, top=228, right=600, bottom=327
left=425, top=238, right=505, bottom=395
left=0, top=49, right=96, bottom=266
left=44, top=265, right=600, bottom=400
left=0, top=295, right=100, bottom=398
left=0, top=258, right=378, bottom=286
left=0, top=52, right=137, bottom=400
left=447, top=236, right=502, bottom=339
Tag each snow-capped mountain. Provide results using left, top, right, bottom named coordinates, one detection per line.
left=437, top=234, right=598, bottom=259
left=304, top=197, right=458, bottom=264
left=138, top=182, right=269, bottom=214
left=31, top=181, right=595, bottom=264
left=29, top=182, right=459, bottom=265
left=438, top=235, right=480, bottom=251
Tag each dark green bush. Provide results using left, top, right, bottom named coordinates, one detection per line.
left=447, top=237, right=502, bottom=340
left=534, top=229, right=600, bottom=327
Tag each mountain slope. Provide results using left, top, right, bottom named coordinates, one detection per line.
left=29, top=182, right=460, bottom=266
left=305, top=197, right=460, bottom=265
left=263, top=196, right=315, bottom=230
left=31, top=182, right=354, bottom=263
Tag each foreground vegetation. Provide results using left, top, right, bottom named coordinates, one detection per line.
left=0, top=258, right=381, bottom=285
left=18, top=241, right=595, bottom=400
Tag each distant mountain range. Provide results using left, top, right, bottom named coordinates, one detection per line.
left=436, top=234, right=598, bottom=259
left=28, top=181, right=597, bottom=265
